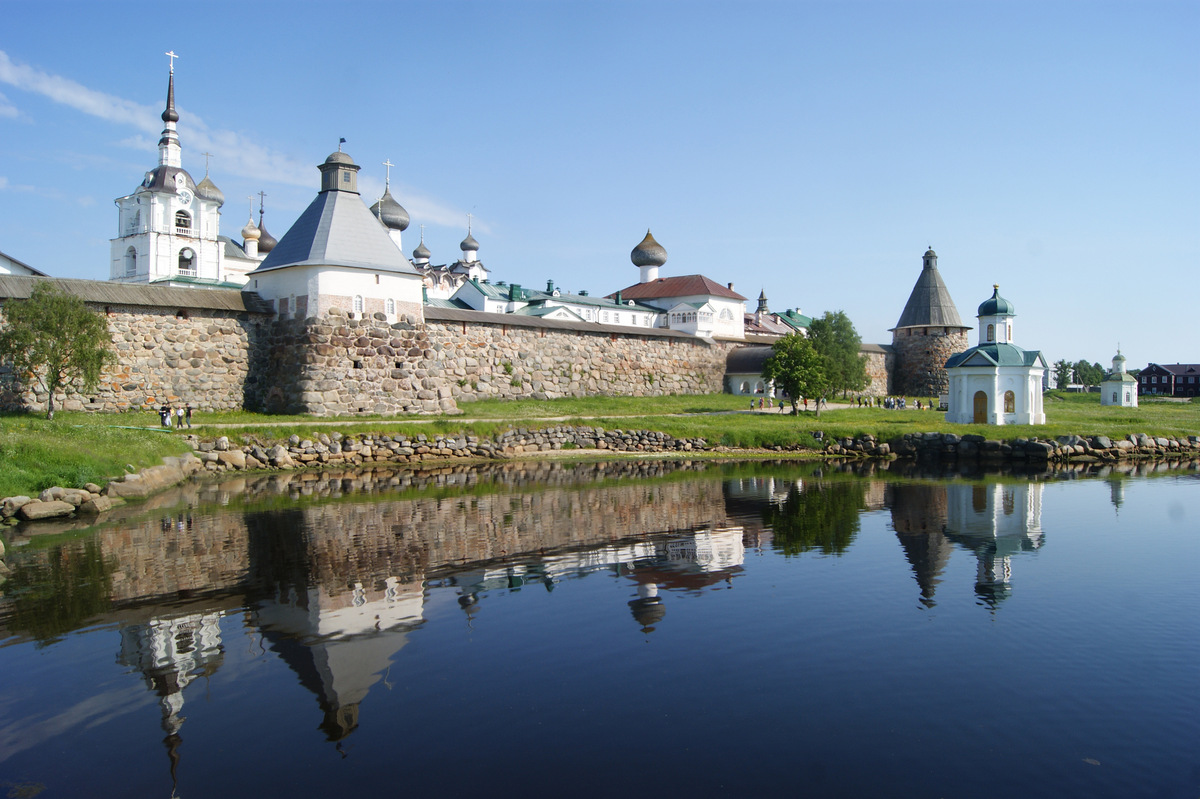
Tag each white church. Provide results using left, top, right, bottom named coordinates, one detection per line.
left=944, top=285, right=1047, bottom=425
left=108, top=57, right=266, bottom=288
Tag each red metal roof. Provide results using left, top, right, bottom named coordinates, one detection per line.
left=611, top=275, right=747, bottom=301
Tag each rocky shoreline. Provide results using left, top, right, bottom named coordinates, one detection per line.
left=2, top=425, right=1197, bottom=527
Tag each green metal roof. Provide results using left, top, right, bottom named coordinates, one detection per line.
left=945, top=342, right=1045, bottom=369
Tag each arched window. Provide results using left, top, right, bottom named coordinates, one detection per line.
left=126, top=210, right=141, bottom=236
left=178, top=248, right=195, bottom=275
left=175, top=210, right=191, bottom=233
left=987, top=323, right=995, bottom=342
left=353, top=295, right=364, bottom=315
left=124, top=247, right=137, bottom=277
left=386, top=298, right=395, bottom=316
left=1004, top=390, right=1015, bottom=413
left=1007, top=324, right=1012, bottom=340
left=741, top=381, right=750, bottom=393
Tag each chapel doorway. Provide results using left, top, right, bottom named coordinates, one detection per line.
left=973, top=391, right=988, bottom=424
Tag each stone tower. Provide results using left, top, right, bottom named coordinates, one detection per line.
left=890, top=248, right=970, bottom=397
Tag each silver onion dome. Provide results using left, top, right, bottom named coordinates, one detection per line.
left=371, top=189, right=410, bottom=231
left=195, top=175, right=225, bottom=207
left=631, top=230, right=667, bottom=267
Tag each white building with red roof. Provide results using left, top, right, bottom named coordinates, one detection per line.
left=609, top=231, right=747, bottom=339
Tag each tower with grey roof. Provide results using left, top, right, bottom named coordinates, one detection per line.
left=889, top=248, right=971, bottom=396
left=247, top=147, right=423, bottom=323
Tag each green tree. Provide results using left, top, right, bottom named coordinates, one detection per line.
left=1072, top=359, right=1103, bottom=388
left=807, top=310, right=868, bottom=398
left=762, top=333, right=829, bottom=416
left=1053, top=359, right=1072, bottom=389
left=764, top=480, right=867, bottom=557
left=0, top=282, right=114, bottom=420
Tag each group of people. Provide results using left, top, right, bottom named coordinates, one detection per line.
left=158, top=403, right=193, bottom=429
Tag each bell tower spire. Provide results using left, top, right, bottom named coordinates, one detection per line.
left=158, top=51, right=182, bottom=168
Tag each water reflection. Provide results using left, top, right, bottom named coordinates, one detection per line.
left=0, top=458, right=1194, bottom=795
left=888, top=481, right=1044, bottom=608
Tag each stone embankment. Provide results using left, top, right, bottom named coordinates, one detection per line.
left=0, top=426, right=706, bottom=526
left=825, top=431, right=1200, bottom=463
left=0, top=454, right=203, bottom=525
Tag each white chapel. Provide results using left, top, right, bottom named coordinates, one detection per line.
left=1100, top=349, right=1138, bottom=408
left=944, top=285, right=1047, bottom=425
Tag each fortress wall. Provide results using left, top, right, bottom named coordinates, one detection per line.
left=0, top=300, right=269, bottom=413
left=423, top=315, right=734, bottom=403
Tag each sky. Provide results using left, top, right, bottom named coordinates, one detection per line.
left=0, top=0, right=1196, bottom=368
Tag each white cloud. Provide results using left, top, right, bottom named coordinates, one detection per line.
left=0, top=91, right=20, bottom=119
left=0, top=49, right=311, bottom=188
left=0, top=51, right=158, bottom=132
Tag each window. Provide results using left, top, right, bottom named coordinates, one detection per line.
left=343, top=172, right=350, bottom=183
left=124, top=247, right=137, bottom=277
left=1152, top=376, right=1157, bottom=384
left=174, top=210, right=191, bottom=233
left=177, top=248, right=195, bottom=275
left=279, top=297, right=289, bottom=314
left=353, top=295, right=364, bottom=314
left=741, top=381, right=750, bottom=393
left=987, top=324, right=995, bottom=342
left=1004, top=390, right=1015, bottom=413
left=1112, top=392, right=1118, bottom=403
left=386, top=298, right=395, bottom=316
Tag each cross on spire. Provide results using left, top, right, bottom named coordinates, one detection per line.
left=247, top=195, right=255, bottom=218
left=166, top=51, right=178, bottom=73
left=466, top=212, right=473, bottom=233
left=258, top=190, right=267, bottom=213
left=382, top=159, right=394, bottom=188
left=201, top=151, right=213, bottom=175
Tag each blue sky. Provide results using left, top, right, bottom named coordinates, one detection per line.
left=1, top=0, right=1196, bottom=367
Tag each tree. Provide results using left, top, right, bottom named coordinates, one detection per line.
left=762, top=333, right=829, bottom=416
left=0, top=282, right=114, bottom=419
left=807, top=310, right=868, bottom=398
left=1053, top=359, right=1072, bottom=389
left=1072, top=359, right=1104, bottom=389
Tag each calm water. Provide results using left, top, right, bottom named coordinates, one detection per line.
left=0, top=460, right=1196, bottom=798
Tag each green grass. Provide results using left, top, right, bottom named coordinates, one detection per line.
left=0, top=412, right=192, bottom=497
left=1, top=392, right=1195, bottom=499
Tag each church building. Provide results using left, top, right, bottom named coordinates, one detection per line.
left=944, top=285, right=1047, bottom=425
left=1100, top=350, right=1138, bottom=407
left=610, top=231, right=746, bottom=339
left=108, top=59, right=261, bottom=288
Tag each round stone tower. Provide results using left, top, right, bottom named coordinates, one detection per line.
left=889, top=248, right=971, bottom=397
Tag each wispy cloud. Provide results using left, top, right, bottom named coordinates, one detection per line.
left=0, top=49, right=311, bottom=188
left=0, top=49, right=482, bottom=228
left=0, top=91, right=21, bottom=119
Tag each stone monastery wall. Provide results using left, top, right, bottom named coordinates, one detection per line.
left=0, top=300, right=268, bottom=413
left=423, top=308, right=733, bottom=404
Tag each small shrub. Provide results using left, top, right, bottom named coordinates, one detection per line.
left=502, top=361, right=514, bottom=375
left=510, top=377, right=522, bottom=387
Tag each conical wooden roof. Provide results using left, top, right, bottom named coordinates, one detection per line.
left=892, top=249, right=968, bottom=330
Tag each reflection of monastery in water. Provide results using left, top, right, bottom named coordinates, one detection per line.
left=451, top=526, right=746, bottom=634
left=889, top=481, right=1044, bottom=608
left=1, top=464, right=1067, bottom=794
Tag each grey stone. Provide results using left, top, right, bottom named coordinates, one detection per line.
left=19, top=500, right=75, bottom=520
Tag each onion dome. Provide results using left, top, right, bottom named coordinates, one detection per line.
left=977, top=284, right=1016, bottom=317
left=371, top=189, right=410, bottom=231
left=631, top=229, right=667, bottom=267
left=257, top=223, right=277, bottom=253
left=195, top=175, right=224, bottom=207
left=242, top=217, right=260, bottom=242
left=460, top=230, right=479, bottom=252
left=413, top=238, right=431, bottom=262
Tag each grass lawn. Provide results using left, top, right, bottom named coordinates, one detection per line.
left=1, top=391, right=1195, bottom=498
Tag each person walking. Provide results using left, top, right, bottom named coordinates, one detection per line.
left=176, top=405, right=186, bottom=429
left=185, top=404, right=193, bottom=429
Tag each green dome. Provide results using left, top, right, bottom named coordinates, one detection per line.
left=977, top=285, right=1016, bottom=316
